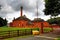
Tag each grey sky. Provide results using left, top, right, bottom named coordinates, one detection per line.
left=0, top=0, right=50, bottom=23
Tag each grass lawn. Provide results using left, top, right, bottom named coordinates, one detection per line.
left=0, top=27, right=39, bottom=36
left=0, top=26, right=52, bottom=32
left=0, top=27, right=52, bottom=36
left=0, top=26, right=39, bottom=31
left=4, top=35, right=33, bottom=40
left=57, top=37, right=60, bottom=40
left=0, top=27, right=31, bottom=31
left=43, top=28, right=52, bottom=32
left=0, top=27, right=53, bottom=40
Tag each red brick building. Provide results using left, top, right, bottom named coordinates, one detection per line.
left=10, top=6, right=32, bottom=28
left=9, top=6, right=50, bottom=28
left=32, top=18, right=50, bottom=28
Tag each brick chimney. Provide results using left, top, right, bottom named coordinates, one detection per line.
left=20, top=6, right=23, bottom=16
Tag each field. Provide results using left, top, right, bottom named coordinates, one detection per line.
left=58, top=37, right=60, bottom=40
left=43, top=28, right=52, bottom=32
left=0, top=26, right=52, bottom=39
left=4, top=35, right=33, bottom=40
left=0, top=26, right=52, bottom=32
left=0, top=27, right=39, bottom=38
left=0, top=27, right=52, bottom=36
left=0, top=27, right=38, bottom=31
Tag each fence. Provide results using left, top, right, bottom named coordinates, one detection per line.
left=0, top=29, right=32, bottom=39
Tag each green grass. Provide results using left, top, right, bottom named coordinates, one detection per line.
left=0, top=27, right=52, bottom=32
left=0, top=27, right=29, bottom=31
left=0, top=27, right=52, bottom=34
left=43, top=28, right=52, bottom=32
left=4, top=35, right=33, bottom=40
left=0, top=27, right=52, bottom=37
left=0, top=27, right=52, bottom=40
left=0, top=27, right=39, bottom=36
left=0, top=27, right=39, bottom=31
left=57, top=37, right=60, bottom=40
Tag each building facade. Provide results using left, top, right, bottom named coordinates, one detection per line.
left=9, top=6, right=50, bottom=28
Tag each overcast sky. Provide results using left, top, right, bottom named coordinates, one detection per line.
left=0, top=0, right=51, bottom=23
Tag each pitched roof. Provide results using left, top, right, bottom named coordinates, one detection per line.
left=32, top=18, right=44, bottom=22
left=13, top=15, right=31, bottom=21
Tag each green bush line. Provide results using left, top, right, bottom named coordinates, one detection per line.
left=0, top=27, right=52, bottom=36
left=0, top=27, right=39, bottom=36
left=0, top=27, right=39, bottom=31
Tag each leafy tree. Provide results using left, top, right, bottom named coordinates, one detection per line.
left=4, top=18, right=7, bottom=26
left=47, top=17, right=60, bottom=25
left=47, top=18, right=57, bottom=24
left=44, top=0, right=60, bottom=18
left=0, top=17, right=7, bottom=27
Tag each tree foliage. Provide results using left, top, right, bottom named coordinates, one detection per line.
left=44, top=0, right=60, bottom=17
left=0, top=17, right=7, bottom=27
left=47, top=17, right=60, bottom=25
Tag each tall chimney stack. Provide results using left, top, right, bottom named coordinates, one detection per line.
left=20, top=6, right=23, bottom=17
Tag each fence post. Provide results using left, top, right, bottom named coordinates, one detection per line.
left=8, top=31, right=11, bottom=38
left=31, top=29, right=32, bottom=35
left=17, top=30, right=19, bottom=36
left=25, top=29, right=26, bottom=35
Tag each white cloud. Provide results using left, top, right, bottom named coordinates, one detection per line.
left=1, top=4, right=14, bottom=13
left=0, top=0, right=51, bottom=23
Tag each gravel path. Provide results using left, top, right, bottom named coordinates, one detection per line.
left=14, top=28, right=60, bottom=40
left=14, top=36, right=53, bottom=40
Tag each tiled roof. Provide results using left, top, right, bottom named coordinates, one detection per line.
left=13, top=15, right=31, bottom=21
left=32, top=18, right=44, bottom=22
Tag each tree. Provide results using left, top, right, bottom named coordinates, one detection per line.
left=4, top=18, right=8, bottom=26
left=47, top=17, right=60, bottom=25
left=0, top=17, right=7, bottom=27
left=47, top=18, right=57, bottom=24
left=44, top=0, right=60, bottom=18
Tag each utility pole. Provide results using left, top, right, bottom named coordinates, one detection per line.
left=0, top=5, right=2, bottom=10
left=36, top=0, right=38, bottom=19
left=36, top=0, right=44, bottom=34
